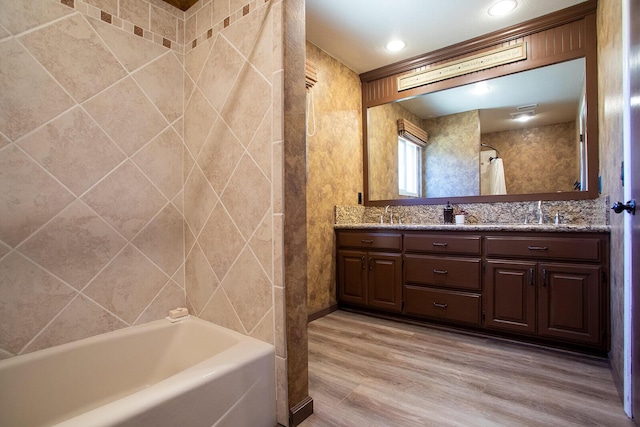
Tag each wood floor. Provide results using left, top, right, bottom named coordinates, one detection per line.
left=300, top=310, right=632, bottom=427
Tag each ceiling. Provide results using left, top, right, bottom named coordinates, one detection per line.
left=162, top=0, right=198, bottom=11
left=306, top=0, right=588, bottom=75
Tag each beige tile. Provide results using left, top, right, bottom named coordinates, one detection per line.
left=220, top=63, right=271, bottom=146
left=198, top=203, right=245, bottom=279
left=273, top=213, right=284, bottom=287
left=273, top=285, right=286, bottom=357
left=133, top=53, right=183, bottom=124
left=88, top=17, right=167, bottom=72
left=184, top=221, right=196, bottom=257
left=0, top=133, right=10, bottom=150
left=19, top=200, right=126, bottom=289
left=133, top=204, right=183, bottom=276
left=249, top=308, right=274, bottom=344
left=230, top=0, right=246, bottom=14
left=212, top=0, right=230, bottom=25
left=0, top=348, right=13, bottom=360
left=0, top=25, right=8, bottom=41
left=120, top=0, right=151, bottom=30
left=276, top=355, right=289, bottom=426
left=185, top=13, right=197, bottom=43
left=183, top=145, right=195, bottom=183
left=135, top=280, right=185, bottom=325
left=199, top=287, right=245, bottom=334
left=0, top=40, right=74, bottom=141
left=272, top=1, right=283, bottom=72
left=247, top=6, right=274, bottom=79
left=221, top=2, right=269, bottom=59
left=184, top=88, right=216, bottom=158
left=18, top=106, right=125, bottom=196
left=0, top=252, right=76, bottom=354
left=23, top=295, right=126, bottom=353
left=0, top=0, right=72, bottom=36
left=185, top=244, right=218, bottom=314
left=20, top=14, right=127, bottom=103
left=196, top=3, right=212, bottom=36
left=185, top=36, right=213, bottom=82
left=148, top=0, right=183, bottom=18
left=173, top=117, right=184, bottom=138
left=184, top=167, right=217, bottom=236
left=249, top=210, right=273, bottom=278
left=0, top=145, right=75, bottom=247
left=0, top=241, right=10, bottom=260
left=221, top=247, right=272, bottom=332
left=83, top=77, right=168, bottom=156
left=132, top=127, right=183, bottom=200
left=272, top=141, right=284, bottom=214
left=272, top=70, right=284, bottom=141
left=177, top=17, right=185, bottom=45
left=198, top=36, right=245, bottom=112
left=172, top=264, right=185, bottom=288
left=173, top=190, right=184, bottom=214
left=82, top=160, right=167, bottom=239
left=84, top=244, right=167, bottom=324
left=151, top=5, right=177, bottom=41
left=184, top=74, right=196, bottom=114
left=197, top=118, right=244, bottom=193
left=248, top=108, right=272, bottom=180
left=84, top=0, right=118, bottom=15
left=221, top=154, right=270, bottom=239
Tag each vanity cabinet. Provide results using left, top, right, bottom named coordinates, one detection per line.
left=484, top=235, right=605, bottom=346
left=335, top=229, right=609, bottom=352
left=403, top=233, right=482, bottom=326
left=336, top=232, right=403, bottom=312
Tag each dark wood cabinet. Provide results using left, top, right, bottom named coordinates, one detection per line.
left=335, top=228, right=609, bottom=352
left=336, top=232, right=403, bottom=312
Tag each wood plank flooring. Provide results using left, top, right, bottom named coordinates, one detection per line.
left=300, top=310, right=632, bottom=427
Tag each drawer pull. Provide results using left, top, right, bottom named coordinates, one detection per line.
left=361, top=239, right=374, bottom=244
left=433, top=302, right=448, bottom=309
left=433, top=269, right=448, bottom=275
left=361, top=256, right=366, bottom=269
left=529, top=268, right=534, bottom=286
left=527, top=246, right=548, bottom=251
left=432, top=242, right=448, bottom=247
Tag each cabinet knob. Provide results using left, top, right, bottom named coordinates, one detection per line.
left=361, top=239, right=374, bottom=244
left=611, top=200, right=636, bottom=215
left=433, top=302, right=448, bottom=309
left=432, top=242, right=448, bottom=247
left=527, top=246, right=548, bottom=251
left=433, top=269, right=449, bottom=275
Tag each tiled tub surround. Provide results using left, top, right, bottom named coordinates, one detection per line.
left=0, top=0, right=292, bottom=423
left=335, top=197, right=609, bottom=229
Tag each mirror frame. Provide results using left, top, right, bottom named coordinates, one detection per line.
left=361, top=0, right=599, bottom=206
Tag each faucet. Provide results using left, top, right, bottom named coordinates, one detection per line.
left=384, top=205, right=394, bottom=224
left=537, top=200, right=544, bottom=224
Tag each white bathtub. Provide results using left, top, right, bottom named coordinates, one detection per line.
left=0, top=316, right=276, bottom=427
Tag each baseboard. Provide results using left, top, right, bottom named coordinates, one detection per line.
left=307, top=303, right=338, bottom=323
left=289, top=396, right=313, bottom=426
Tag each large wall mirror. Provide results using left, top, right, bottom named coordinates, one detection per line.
left=367, top=58, right=590, bottom=202
left=362, top=7, right=598, bottom=206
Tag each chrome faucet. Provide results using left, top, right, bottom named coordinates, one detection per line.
left=384, top=205, right=394, bottom=224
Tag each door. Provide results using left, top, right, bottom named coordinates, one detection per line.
left=538, top=263, right=601, bottom=346
left=367, top=252, right=402, bottom=312
left=484, top=260, right=537, bottom=334
left=337, top=250, right=367, bottom=306
left=629, top=0, right=640, bottom=421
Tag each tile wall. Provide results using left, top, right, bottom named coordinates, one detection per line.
left=0, top=0, right=291, bottom=424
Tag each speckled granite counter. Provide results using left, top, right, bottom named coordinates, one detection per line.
left=334, top=223, right=610, bottom=233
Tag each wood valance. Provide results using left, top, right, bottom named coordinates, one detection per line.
left=398, top=118, right=428, bottom=146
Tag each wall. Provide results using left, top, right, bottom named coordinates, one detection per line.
left=0, top=0, right=186, bottom=359
left=481, top=121, right=579, bottom=194
left=0, top=0, right=295, bottom=424
left=423, top=110, right=480, bottom=198
left=367, top=102, right=424, bottom=200
left=305, top=41, right=362, bottom=316
left=596, top=0, right=624, bottom=389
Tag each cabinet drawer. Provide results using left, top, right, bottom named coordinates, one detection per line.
left=485, top=236, right=601, bottom=262
left=404, top=285, right=480, bottom=325
left=337, top=232, right=402, bottom=251
left=404, top=234, right=480, bottom=255
left=404, top=255, right=481, bottom=291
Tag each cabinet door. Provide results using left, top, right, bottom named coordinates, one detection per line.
left=337, top=250, right=368, bottom=306
left=538, top=263, right=601, bottom=345
left=485, top=260, right=537, bottom=334
left=367, top=252, right=403, bottom=312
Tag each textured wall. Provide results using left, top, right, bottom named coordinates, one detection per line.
left=0, top=0, right=187, bottom=359
left=368, top=102, right=425, bottom=201
left=481, top=121, right=579, bottom=194
left=597, top=0, right=624, bottom=389
left=305, top=42, right=362, bottom=315
left=423, top=110, right=480, bottom=198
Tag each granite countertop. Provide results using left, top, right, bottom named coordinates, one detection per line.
left=334, top=223, right=610, bottom=233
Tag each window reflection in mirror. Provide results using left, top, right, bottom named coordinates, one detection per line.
left=367, top=58, right=587, bottom=202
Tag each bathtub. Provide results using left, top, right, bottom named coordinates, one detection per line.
left=0, top=316, right=276, bottom=427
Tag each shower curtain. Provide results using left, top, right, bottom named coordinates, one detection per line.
left=481, top=156, right=507, bottom=195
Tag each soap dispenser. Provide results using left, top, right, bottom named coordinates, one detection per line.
left=444, top=202, right=454, bottom=224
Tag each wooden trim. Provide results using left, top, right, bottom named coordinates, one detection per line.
left=360, top=0, right=597, bottom=82
left=308, top=303, right=338, bottom=322
left=289, top=396, right=314, bottom=426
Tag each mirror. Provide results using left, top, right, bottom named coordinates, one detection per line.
left=367, top=58, right=592, bottom=203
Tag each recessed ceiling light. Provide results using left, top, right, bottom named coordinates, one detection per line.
left=472, top=81, right=491, bottom=94
left=386, top=40, right=406, bottom=52
left=488, top=0, right=517, bottom=16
